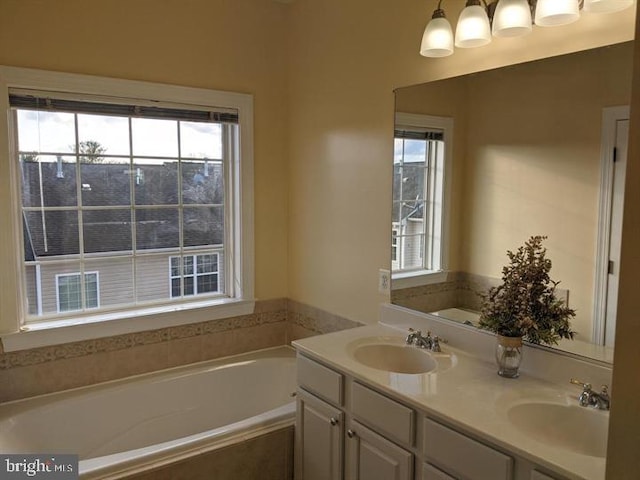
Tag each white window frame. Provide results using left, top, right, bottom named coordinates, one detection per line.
left=55, top=271, right=100, bottom=313
left=0, top=66, right=254, bottom=351
left=169, top=253, right=221, bottom=298
left=392, top=113, right=453, bottom=289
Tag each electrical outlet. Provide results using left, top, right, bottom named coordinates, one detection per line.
left=378, top=269, right=391, bottom=294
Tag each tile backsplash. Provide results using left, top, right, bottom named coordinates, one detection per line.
left=0, top=298, right=361, bottom=403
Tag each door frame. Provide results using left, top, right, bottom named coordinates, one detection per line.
left=592, top=105, right=629, bottom=345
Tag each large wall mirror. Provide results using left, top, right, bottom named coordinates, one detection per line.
left=391, top=41, right=634, bottom=364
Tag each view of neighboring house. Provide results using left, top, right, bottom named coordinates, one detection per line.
left=17, top=107, right=229, bottom=319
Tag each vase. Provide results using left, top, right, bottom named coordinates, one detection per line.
left=495, top=335, right=523, bottom=378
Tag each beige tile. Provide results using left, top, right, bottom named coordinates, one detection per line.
left=0, top=369, right=12, bottom=403
left=9, top=356, right=98, bottom=401
left=105, top=342, right=169, bottom=380
left=167, top=335, right=202, bottom=368
left=201, top=329, right=238, bottom=361
left=254, top=297, right=287, bottom=313
left=287, top=324, right=318, bottom=343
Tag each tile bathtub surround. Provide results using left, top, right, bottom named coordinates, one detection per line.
left=0, top=298, right=360, bottom=403
left=391, top=271, right=569, bottom=315
left=127, top=426, right=294, bottom=480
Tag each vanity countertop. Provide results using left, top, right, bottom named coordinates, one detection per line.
left=292, top=324, right=607, bottom=480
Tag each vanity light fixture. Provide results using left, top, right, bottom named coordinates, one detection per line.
left=420, top=2, right=455, bottom=57
left=419, top=0, right=635, bottom=58
left=455, top=0, right=492, bottom=48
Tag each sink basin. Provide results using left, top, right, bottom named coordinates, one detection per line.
left=352, top=343, right=438, bottom=374
left=507, top=402, right=609, bottom=458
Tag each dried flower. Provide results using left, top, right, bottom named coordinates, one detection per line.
left=478, top=236, right=575, bottom=345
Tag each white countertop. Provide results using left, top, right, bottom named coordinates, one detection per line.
left=292, top=324, right=607, bottom=480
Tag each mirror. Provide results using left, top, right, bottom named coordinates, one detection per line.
left=392, top=41, right=634, bottom=364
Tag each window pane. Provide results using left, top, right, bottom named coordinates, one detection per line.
left=182, top=160, right=223, bottom=204
left=180, top=121, right=222, bottom=159
left=17, top=110, right=75, bottom=154
left=132, top=118, right=178, bottom=158
left=401, top=165, right=425, bottom=202
left=183, top=206, right=224, bottom=247
left=197, top=273, right=218, bottom=294
left=58, top=274, right=82, bottom=312
left=402, top=201, right=424, bottom=223
left=400, top=234, right=425, bottom=270
left=197, top=254, right=217, bottom=274
left=171, top=278, right=181, bottom=298
left=135, top=253, right=169, bottom=303
left=184, top=276, right=194, bottom=296
left=25, top=210, right=79, bottom=257
left=86, top=258, right=132, bottom=308
left=183, top=256, right=194, bottom=275
left=83, top=209, right=132, bottom=253
left=81, top=158, right=131, bottom=207
left=78, top=114, right=130, bottom=156
left=170, top=257, right=180, bottom=276
left=402, top=139, right=427, bottom=164
left=133, top=159, right=179, bottom=205
left=136, top=208, right=179, bottom=250
left=21, top=155, right=78, bottom=207
left=84, top=273, right=99, bottom=309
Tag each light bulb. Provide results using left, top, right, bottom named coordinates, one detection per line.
left=420, top=9, right=454, bottom=58
left=492, top=0, right=533, bottom=37
left=455, top=2, right=492, bottom=48
left=535, top=0, right=580, bottom=26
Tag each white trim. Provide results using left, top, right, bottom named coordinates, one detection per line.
left=592, top=105, right=629, bottom=345
left=0, top=66, right=255, bottom=343
left=1, top=298, right=254, bottom=352
left=392, top=270, right=449, bottom=289
left=394, top=112, right=454, bottom=273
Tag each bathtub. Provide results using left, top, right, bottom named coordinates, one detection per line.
left=0, top=346, right=297, bottom=479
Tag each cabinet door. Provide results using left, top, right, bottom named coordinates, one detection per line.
left=346, top=420, right=413, bottom=480
left=296, top=389, right=344, bottom=480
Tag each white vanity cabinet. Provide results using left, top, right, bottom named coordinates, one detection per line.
left=295, top=353, right=569, bottom=480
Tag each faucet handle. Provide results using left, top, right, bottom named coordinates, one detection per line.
left=569, top=378, right=592, bottom=391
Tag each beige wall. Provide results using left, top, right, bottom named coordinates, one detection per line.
left=0, top=0, right=290, bottom=301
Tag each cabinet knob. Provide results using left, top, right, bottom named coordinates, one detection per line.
left=330, top=417, right=339, bottom=426
left=347, top=429, right=356, bottom=438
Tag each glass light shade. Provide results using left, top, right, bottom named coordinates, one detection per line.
left=420, top=17, right=454, bottom=58
left=583, top=0, right=634, bottom=13
left=492, top=0, right=533, bottom=37
left=455, top=5, right=492, bottom=48
left=534, top=0, right=580, bottom=26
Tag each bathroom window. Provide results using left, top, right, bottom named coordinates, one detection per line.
left=0, top=67, right=255, bottom=346
left=56, top=272, right=99, bottom=313
left=170, top=253, right=220, bottom=298
left=392, top=113, right=452, bottom=278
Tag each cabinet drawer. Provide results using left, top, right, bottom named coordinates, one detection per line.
left=423, top=418, right=513, bottom=480
left=351, top=381, right=414, bottom=446
left=297, top=354, right=343, bottom=406
left=423, top=463, right=456, bottom=480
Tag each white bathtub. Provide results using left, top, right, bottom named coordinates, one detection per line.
left=0, top=346, right=297, bottom=479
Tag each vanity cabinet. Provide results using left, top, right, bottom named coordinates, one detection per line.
left=296, top=389, right=344, bottom=480
left=295, top=353, right=569, bottom=480
left=346, top=420, right=413, bottom=480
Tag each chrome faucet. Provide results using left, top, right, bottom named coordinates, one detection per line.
left=406, top=329, right=444, bottom=352
left=570, top=379, right=610, bottom=411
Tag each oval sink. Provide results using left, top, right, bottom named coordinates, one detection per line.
left=352, top=344, right=438, bottom=374
left=507, top=402, right=608, bottom=458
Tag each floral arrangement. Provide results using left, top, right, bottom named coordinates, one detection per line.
left=478, top=235, right=575, bottom=345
